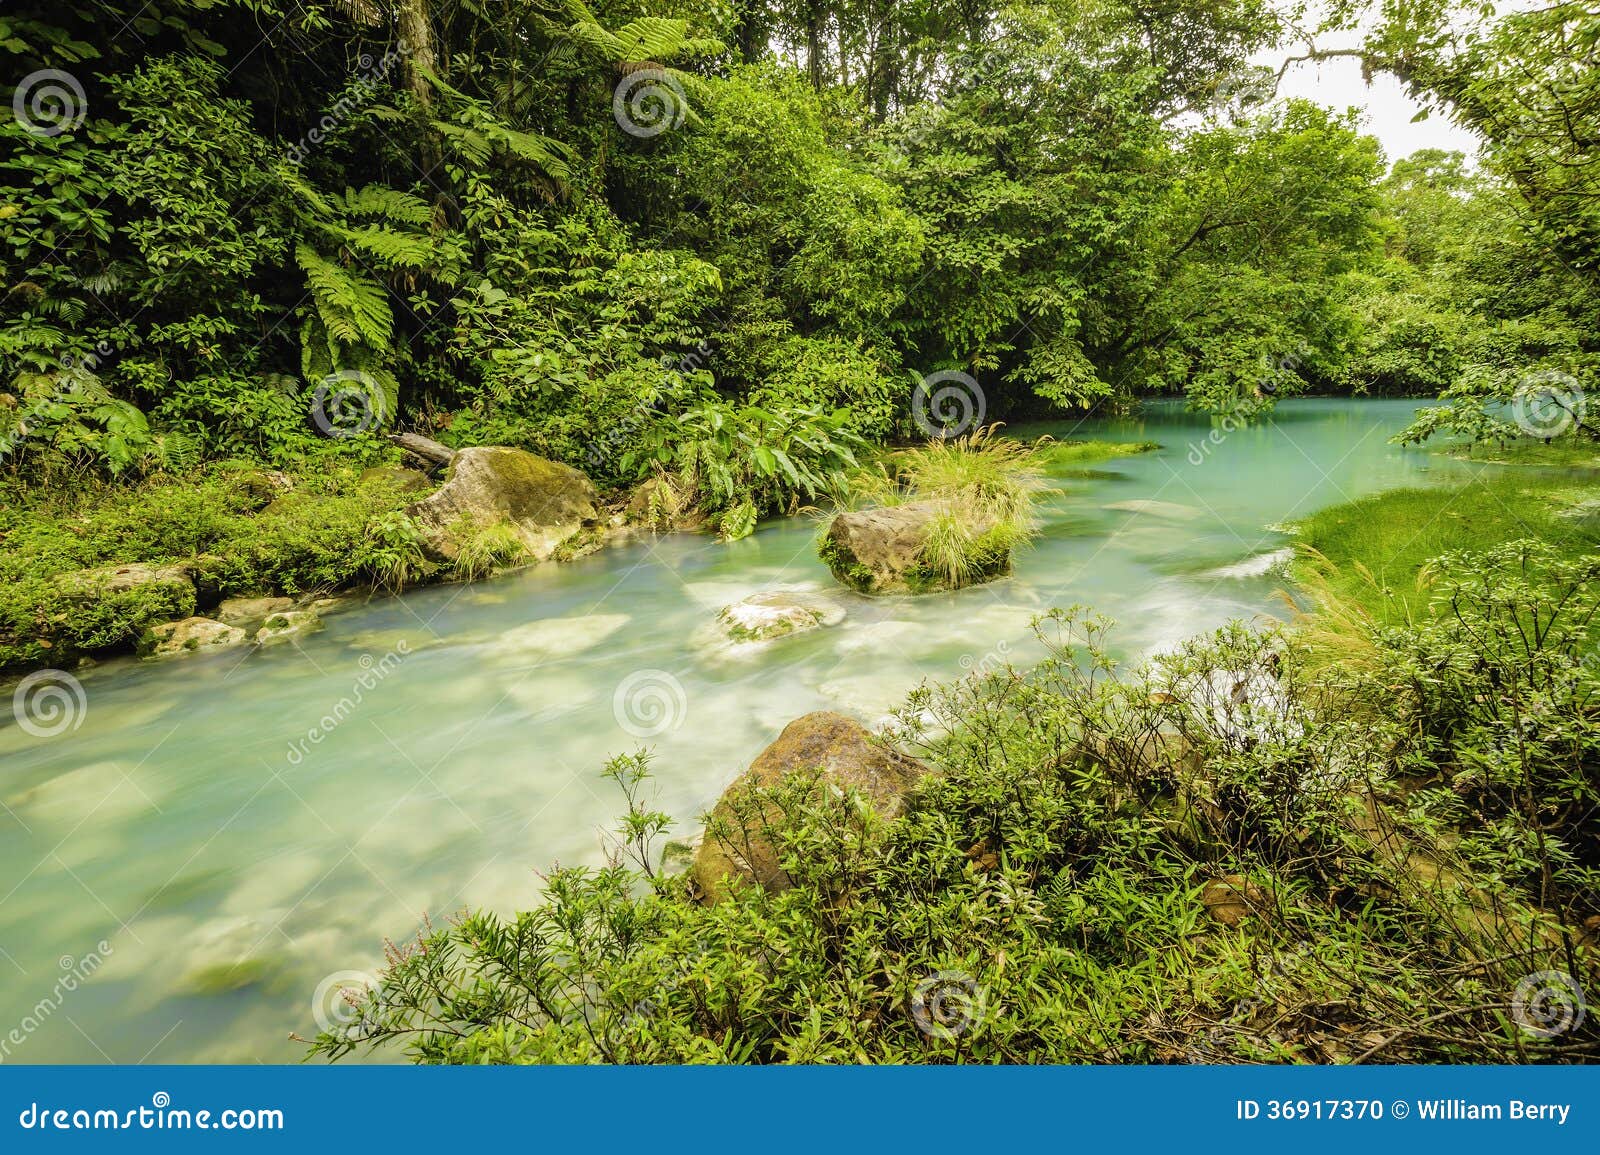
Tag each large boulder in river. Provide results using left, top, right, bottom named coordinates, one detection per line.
left=404, top=447, right=601, bottom=563
left=820, top=501, right=1007, bottom=594
left=216, top=596, right=295, bottom=629
left=691, top=711, right=930, bottom=902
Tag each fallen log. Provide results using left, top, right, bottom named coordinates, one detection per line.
left=389, top=432, right=456, bottom=468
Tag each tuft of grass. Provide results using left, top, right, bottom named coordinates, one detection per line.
left=893, top=425, right=1049, bottom=526
left=451, top=519, right=534, bottom=581
left=829, top=427, right=1052, bottom=592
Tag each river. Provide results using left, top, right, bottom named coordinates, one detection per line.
left=0, top=397, right=1477, bottom=1062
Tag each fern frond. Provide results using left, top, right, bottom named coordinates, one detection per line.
left=332, top=223, right=435, bottom=268
left=295, top=243, right=394, bottom=350
left=342, top=185, right=433, bottom=227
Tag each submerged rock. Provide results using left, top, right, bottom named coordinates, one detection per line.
left=692, top=711, right=930, bottom=901
left=820, top=502, right=1007, bottom=594
left=1103, top=499, right=1204, bottom=521
left=717, top=590, right=846, bottom=643
left=142, top=616, right=247, bottom=658
left=405, top=446, right=601, bottom=563
left=253, top=609, right=322, bottom=645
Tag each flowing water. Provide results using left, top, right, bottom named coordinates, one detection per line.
left=0, top=398, right=1480, bottom=1062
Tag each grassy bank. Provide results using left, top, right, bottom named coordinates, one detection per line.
left=0, top=458, right=431, bottom=672
left=1291, top=460, right=1600, bottom=623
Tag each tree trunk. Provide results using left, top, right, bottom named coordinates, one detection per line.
left=395, top=0, right=443, bottom=176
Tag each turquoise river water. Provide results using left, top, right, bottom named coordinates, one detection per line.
left=0, top=398, right=1485, bottom=1062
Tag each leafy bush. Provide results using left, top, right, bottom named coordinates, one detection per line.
left=624, top=400, right=866, bottom=539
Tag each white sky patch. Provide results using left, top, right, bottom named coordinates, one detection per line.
left=1266, top=51, right=1482, bottom=166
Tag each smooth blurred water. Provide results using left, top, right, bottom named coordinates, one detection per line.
left=0, top=398, right=1476, bottom=1062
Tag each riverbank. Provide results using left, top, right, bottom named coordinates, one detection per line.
left=6, top=399, right=1587, bottom=1063
left=0, top=437, right=1156, bottom=679
left=306, top=432, right=1600, bottom=1064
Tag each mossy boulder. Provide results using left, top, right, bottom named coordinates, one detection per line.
left=24, top=563, right=200, bottom=665
left=692, top=711, right=930, bottom=902
left=405, top=447, right=601, bottom=563
left=253, top=609, right=322, bottom=645
left=216, top=596, right=295, bottom=629
left=141, top=616, right=247, bottom=658
left=820, top=502, right=1007, bottom=594
left=56, top=562, right=195, bottom=601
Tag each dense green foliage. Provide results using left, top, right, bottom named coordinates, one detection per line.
left=6, top=0, right=1599, bottom=1068
left=5, top=0, right=1593, bottom=495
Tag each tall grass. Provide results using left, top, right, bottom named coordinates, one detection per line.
left=839, top=426, right=1051, bottom=589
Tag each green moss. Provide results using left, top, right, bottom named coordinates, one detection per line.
left=817, top=533, right=876, bottom=593
left=0, top=460, right=421, bottom=673
left=1038, top=439, right=1160, bottom=468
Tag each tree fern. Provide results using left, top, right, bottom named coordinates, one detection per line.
left=295, top=243, right=394, bottom=350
